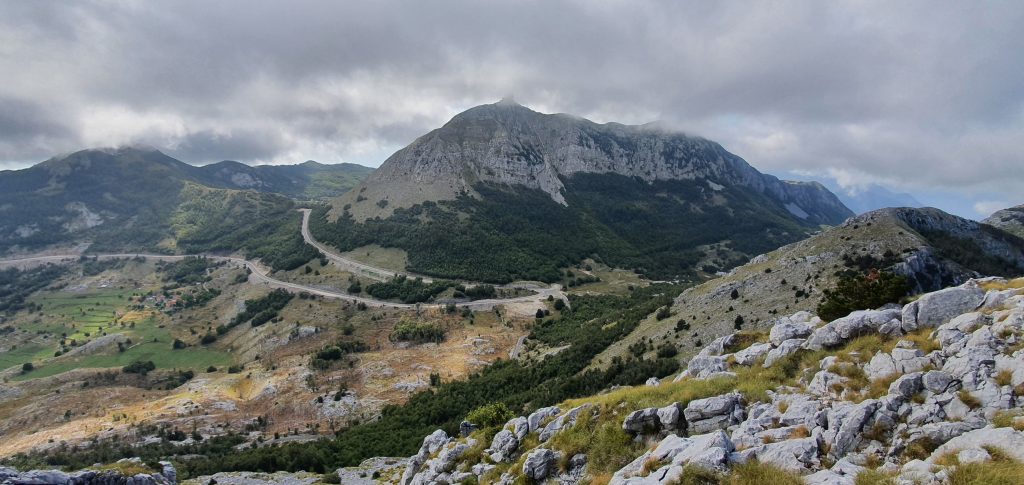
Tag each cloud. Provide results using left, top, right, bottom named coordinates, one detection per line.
left=0, top=0, right=1021, bottom=211
left=974, top=201, right=1012, bottom=219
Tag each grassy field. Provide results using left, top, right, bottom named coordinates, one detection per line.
left=568, top=260, right=647, bottom=296
left=342, top=244, right=409, bottom=273
left=30, top=289, right=129, bottom=342
left=14, top=335, right=233, bottom=380
left=7, top=287, right=235, bottom=380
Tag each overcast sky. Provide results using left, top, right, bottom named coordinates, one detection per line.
left=1, top=1, right=1021, bottom=218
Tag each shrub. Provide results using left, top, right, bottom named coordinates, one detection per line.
left=123, top=360, right=156, bottom=375
left=390, top=321, right=445, bottom=344
left=818, top=270, right=910, bottom=321
left=21, top=362, right=33, bottom=373
left=656, top=306, right=673, bottom=320
left=656, top=344, right=679, bottom=359
left=465, top=402, right=514, bottom=428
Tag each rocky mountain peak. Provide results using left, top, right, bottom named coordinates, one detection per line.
left=333, top=101, right=852, bottom=224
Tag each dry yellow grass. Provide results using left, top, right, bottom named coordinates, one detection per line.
left=947, top=446, right=1024, bottom=485
left=979, top=278, right=1024, bottom=292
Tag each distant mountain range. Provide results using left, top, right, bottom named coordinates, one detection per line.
left=0, top=147, right=371, bottom=268
left=314, top=100, right=854, bottom=283
left=196, top=159, right=373, bottom=199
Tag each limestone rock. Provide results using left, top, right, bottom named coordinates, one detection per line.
left=769, top=318, right=813, bottom=346
left=489, top=429, right=519, bottom=462
left=527, top=406, right=561, bottom=433
left=749, top=437, right=819, bottom=473
left=763, top=338, right=805, bottom=367
left=805, top=309, right=901, bottom=350
left=733, top=342, right=773, bottom=366
left=902, top=282, right=985, bottom=331
left=684, top=393, right=745, bottom=434
left=522, top=448, right=560, bottom=481
left=928, top=427, right=1024, bottom=463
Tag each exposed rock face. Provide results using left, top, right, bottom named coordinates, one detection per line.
left=902, top=282, right=986, bottom=331
left=334, top=100, right=851, bottom=224
left=684, top=392, right=745, bottom=434
left=522, top=448, right=560, bottom=481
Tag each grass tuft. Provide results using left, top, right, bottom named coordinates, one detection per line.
left=959, top=391, right=982, bottom=410
left=995, top=369, right=1014, bottom=387
left=854, top=468, right=897, bottom=485
left=948, top=450, right=1024, bottom=485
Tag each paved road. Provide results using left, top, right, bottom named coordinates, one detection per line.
left=298, top=208, right=559, bottom=295
left=298, top=208, right=418, bottom=283
left=0, top=212, right=564, bottom=310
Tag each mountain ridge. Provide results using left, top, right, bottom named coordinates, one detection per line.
left=593, top=205, right=1024, bottom=367
left=333, top=100, right=851, bottom=225
left=0, top=147, right=372, bottom=261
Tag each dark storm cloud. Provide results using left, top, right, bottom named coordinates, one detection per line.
left=0, top=1, right=1021, bottom=213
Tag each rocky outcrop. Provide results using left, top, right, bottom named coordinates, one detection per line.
left=392, top=277, right=1024, bottom=485
left=684, top=393, right=745, bottom=434
left=522, top=448, right=560, bottom=481
left=0, top=460, right=176, bottom=485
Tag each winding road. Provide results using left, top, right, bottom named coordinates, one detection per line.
left=0, top=210, right=563, bottom=311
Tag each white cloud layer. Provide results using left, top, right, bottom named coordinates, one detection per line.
left=0, top=1, right=1021, bottom=212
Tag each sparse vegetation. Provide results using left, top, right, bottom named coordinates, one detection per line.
left=389, top=320, right=446, bottom=343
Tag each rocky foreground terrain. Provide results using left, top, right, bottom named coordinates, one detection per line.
left=6, top=276, right=1024, bottom=484
left=381, top=276, right=1024, bottom=484
left=0, top=459, right=176, bottom=485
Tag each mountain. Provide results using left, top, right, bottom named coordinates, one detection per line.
left=596, top=206, right=1024, bottom=364
left=317, top=100, right=853, bottom=283
left=0, top=147, right=371, bottom=268
left=196, top=159, right=373, bottom=199
left=832, top=184, right=923, bottom=215
left=335, top=99, right=849, bottom=224
left=984, top=204, right=1024, bottom=238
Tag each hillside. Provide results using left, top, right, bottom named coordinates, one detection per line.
left=196, top=159, right=373, bottom=200
left=315, top=100, right=853, bottom=283
left=384, top=276, right=1024, bottom=485
left=984, top=204, right=1024, bottom=239
left=0, top=147, right=371, bottom=267
left=596, top=207, right=1024, bottom=366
